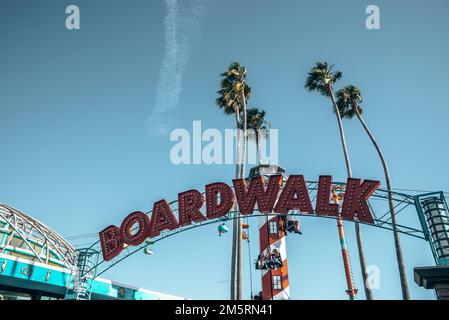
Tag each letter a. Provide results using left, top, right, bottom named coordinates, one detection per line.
left=148, top=200, right=179, bottom=238
left=66, top=5, right=80, bottom=30
left=365, top=5, right=380, bottom=30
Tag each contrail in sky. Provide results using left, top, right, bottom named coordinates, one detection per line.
left=148, top=0, right=208, bottom=136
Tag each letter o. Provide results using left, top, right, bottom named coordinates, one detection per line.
left=120, top=211, right=151, bottom=246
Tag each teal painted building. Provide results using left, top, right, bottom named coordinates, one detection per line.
left=0, top=204, right=185, bottom=300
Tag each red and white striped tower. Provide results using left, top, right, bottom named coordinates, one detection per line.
left=258, top=213, right=290, bottom=300
left=249, top=164, right=290, bottom=300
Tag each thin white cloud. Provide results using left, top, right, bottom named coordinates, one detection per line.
left=148, top=0, right=208, bottom=136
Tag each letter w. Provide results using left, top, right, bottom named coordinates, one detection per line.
left=233, top=175, right=282, bottom=215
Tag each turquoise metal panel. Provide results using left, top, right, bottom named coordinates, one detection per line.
left=414, top=196, right=430, bottom=241
left=0, top=254, right=179, bottom=300
left=415, top=193, right=449, bottom=266
left=0, top=257, right=70, bottom=288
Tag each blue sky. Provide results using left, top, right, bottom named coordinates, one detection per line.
left=1, top=0, right=449, bottom=300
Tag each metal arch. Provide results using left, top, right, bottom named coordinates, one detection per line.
left=0, top=204, right=77, bottom=268
left=80, top=180, right=430, bottom=279
left=85, top=211, right=426, bottom=279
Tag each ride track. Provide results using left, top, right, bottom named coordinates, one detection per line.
left=79, top=179, right=434, bottom=281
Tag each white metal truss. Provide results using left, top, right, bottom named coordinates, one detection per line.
left=0, top=204, right=77, bottom=268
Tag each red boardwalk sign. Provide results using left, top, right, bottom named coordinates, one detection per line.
left=99, top=175, right=380, bottom=261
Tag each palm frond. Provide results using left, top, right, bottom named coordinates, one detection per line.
left=216, top=62, right=251, bottom=115
left=245, top=107, right=269, bottom=140
left=336, top=85, right=363, bottom=118
left=305, top=61, right=342, bottom=97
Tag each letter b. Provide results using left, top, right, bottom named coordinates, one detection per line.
left=99, top=225, right=123, bottom=261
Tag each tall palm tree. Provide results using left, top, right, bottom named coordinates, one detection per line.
left=336, top=85, right=410, bottom=300
left=245, top=107, right=269, bottom=300
left=216, top=62, right=251, bottom=300
left=305, top=61, right=372, bottom=300
left=245, top=108, right=268, bottom=165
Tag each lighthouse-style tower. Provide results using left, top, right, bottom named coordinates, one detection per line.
left=258, top=212, right=290, bottom=300
left=250, top=164, right=290, bottom=300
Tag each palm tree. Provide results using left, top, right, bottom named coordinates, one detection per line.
left=216, top=62, right=251, bottom=300
left=245, top=108, right=268, bottom=165
left=336, top=85, right=410, bottom=300
left=305, top=61, right=372, bottom=300
left=245, top=107, right=269, bottom=300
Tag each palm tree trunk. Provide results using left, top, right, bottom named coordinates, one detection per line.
left=236, top=88, right=248, bottom=300
left=328, top=85, right=373, bottom=300
left=353, top=216, right=372, bottom=299
left=328, top=87, right=352, bottom=177
left=256, top=131, right=262, bottom=165
left=354, top=107, right=410, bottom=300
left=230, top=104, right=241, bottom=300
